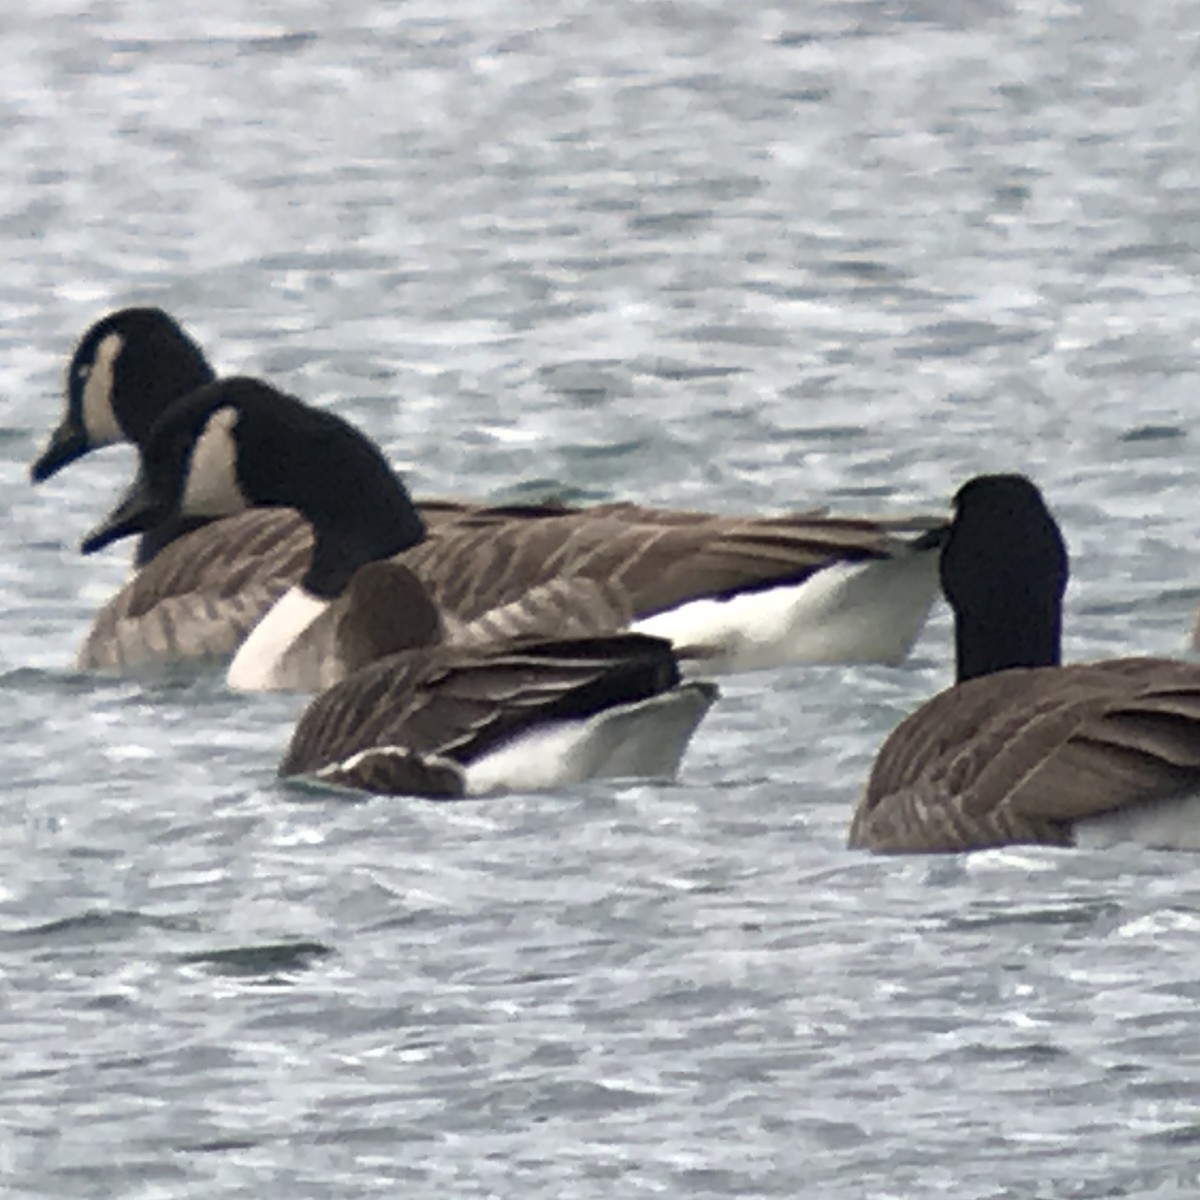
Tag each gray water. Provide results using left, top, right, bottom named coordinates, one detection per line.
left=3, top=1, right=1200, bottom=1196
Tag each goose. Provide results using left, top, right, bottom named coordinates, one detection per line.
left=29, top=308, right=493, bottom=670
left=848, top=473, right=1200, bottom=854
left=80, top=377, right=946, bottom=691
left=30, top=306, right=313, bottom=668
left=278, top=561, right=717, bottom=796
left=33, top=307, right=925, bottom=672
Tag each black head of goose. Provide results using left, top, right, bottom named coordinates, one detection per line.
left=33, top=307, right=240, bottom=570
left=279, top=565, right=719, bottom=798
left=32, top=307, right=215, bottom=484
left=82, top=376, right=425, bottom=589
left=81, top=377, right=434, bottom=689
left=849, top=473, right=1200, bottom=854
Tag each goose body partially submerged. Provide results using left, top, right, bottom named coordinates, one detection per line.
left=37, top=308, right=946, bottom=676
left=80, top=378, right=946, bottom=691
left=849, top=474, right=1200, bottom=854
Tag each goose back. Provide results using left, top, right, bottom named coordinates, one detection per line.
left=247, top=510, right=939, bottom=691
left=77, top=508, right=312, bottom=669
left=849, top=658, right=1200, bottom=853
left=399, top=510, right=932, bottom=624
left=279, top=633, right=716, bottom=797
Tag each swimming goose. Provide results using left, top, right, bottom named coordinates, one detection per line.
left=279, top=561, right=717, bottom=796
left=29, top=308, right=540, bottom=670
left=80, top=378, right=946, bottom=691
left=29, top=307, right=314, bottom=668
left=32, top=307, right=889, bottom=671
left=848, top=474, right=1200, bottom=854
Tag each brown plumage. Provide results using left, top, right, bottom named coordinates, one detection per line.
left=848, top=474, right=1200, bottom=854
left=72, top=497, right=827, bottom=671
left=279, top=630, right=718, bottom=798
left=849, top=659, right=1200, bottom=852
left=233, top=509, right=940, bottom=692
left=78, top=378, right=946, bottom=688
left=77, top=509, right=313, bottom=669
left=398, top=510, right=932, bottom=626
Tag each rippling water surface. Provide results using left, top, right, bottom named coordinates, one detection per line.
left=4, top=1, right=1200, bottom=1196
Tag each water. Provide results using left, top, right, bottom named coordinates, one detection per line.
left=3, top=1, right=1200, bottom=1196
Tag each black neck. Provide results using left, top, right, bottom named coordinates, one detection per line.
left=123, top=344, right=215, bottom=448
left=304, top=504, right=425, bottom=599
left=952, top=590, right=1063, bottom=683
left=238, top=403, right=427, bottom=599
left=115, top=312, right=218, bottom=558
left=940, top=475, right=1069, bottom=685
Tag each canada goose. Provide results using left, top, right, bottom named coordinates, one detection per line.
left=29, top=308, right=556, bottom=670
left=279, top=561, right=717, bottom=796
left=33, top=307, right=914, bottom=672
left=80, top=377, right=946, bottom=691
left=848, top=474, right=1200, bottom=854
left=28, top=307, right=309, bottom=668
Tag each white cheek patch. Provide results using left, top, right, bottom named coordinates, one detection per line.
left=181, top=406, right=248, bottom=517
left=79, top=332, right=124, bottom=446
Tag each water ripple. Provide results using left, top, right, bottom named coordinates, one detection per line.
left=4, top=0, right=1200, bottom=1196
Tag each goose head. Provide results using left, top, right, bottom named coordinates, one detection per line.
left=31, top=307, right=214, bottom=482
left=80, top=377, right=426, bottom=598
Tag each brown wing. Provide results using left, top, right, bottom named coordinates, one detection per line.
left=121, top=509, right=312, bottom=619
left=414, top=497, right=811, bottom=527
left=415, top=495, right=946, bottom=532
left=404, top=512, right=932, bottom=625
left=447, top=577, right=636, bottom=645
left=78, top=509, right=312, bottom=669
left=849, top=658, right=1200, bottom=853
left=278, top=633, right=684, bottom=794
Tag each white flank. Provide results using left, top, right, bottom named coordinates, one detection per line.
left=181, top=407, right=248, bottom=517
left=630, top=549, right=940, bottom=675
left=227, top=586, right=329, bottom=692
left=80, top=332, right=124, bottom=445
left=1074, top=794, right=1200, bottom=853
left=462, top=683, right=717, bottom=796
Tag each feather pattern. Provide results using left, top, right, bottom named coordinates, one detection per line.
left=849, top=660, right=1200, bottom=853
left=848, top=475, right=1200, bottom=855
left=279, top=633, right=717, bottom=797
left=75, top=500, right=934, bottom=672
left=248, top=512, right=938, bottom=691
left=70, top=499, right=727, bottom=671
left=76, top=508, right=312, bottom=669
left=398, top=511, right=931, bottom=624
